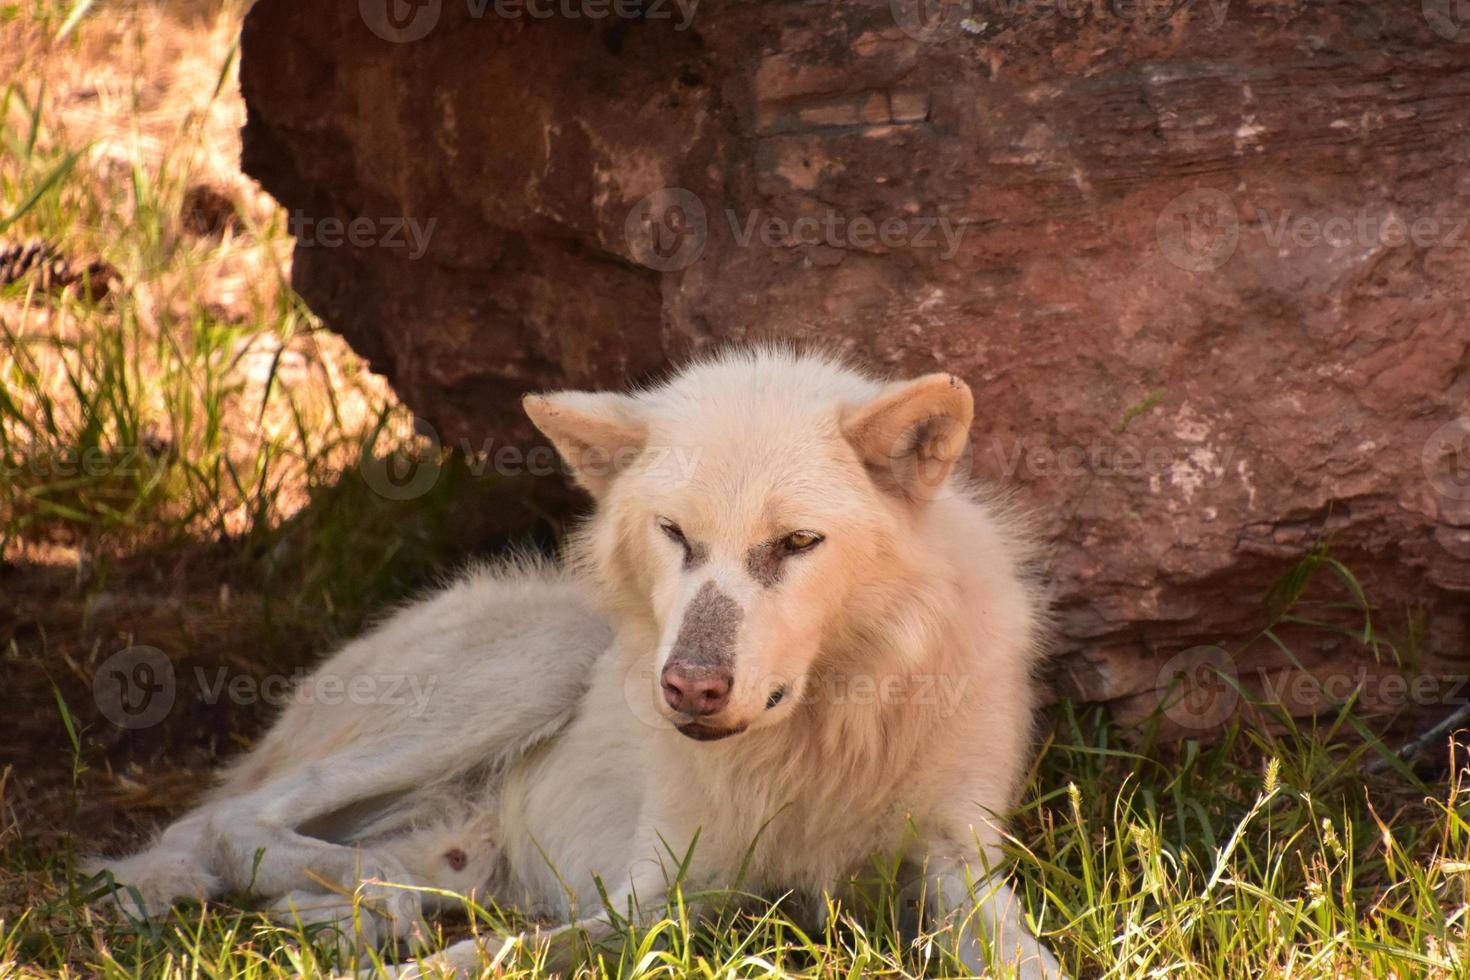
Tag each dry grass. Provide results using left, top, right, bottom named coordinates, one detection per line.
left=0, top=0, right=404, bottom=553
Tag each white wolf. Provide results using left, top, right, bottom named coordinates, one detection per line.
left=89, top=349, right=1062, bottom=977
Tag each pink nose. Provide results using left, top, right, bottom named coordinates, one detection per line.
left=661, top=664, right=732, bottom=717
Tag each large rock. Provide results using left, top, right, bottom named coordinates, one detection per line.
left=239, top=0, right=1470, bottom=729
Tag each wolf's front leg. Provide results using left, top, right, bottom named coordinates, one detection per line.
left=82, top=810, right=221, bottom=918
left=906, top=860, right=1064, bottom=980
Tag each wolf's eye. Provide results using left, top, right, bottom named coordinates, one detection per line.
left=657, top=517, right=687, bottom=545
left=781, top=530, right=824, bottom=554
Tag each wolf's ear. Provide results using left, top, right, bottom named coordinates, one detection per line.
left=523, top=391, right=646, bottom=497
left=841, top=373, right=974, bottom=501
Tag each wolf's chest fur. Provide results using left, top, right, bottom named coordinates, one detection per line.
left=648, top=714, right=929, bottom=895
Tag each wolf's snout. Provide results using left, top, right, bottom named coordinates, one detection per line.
left=661, top=663, right=732, bottom=717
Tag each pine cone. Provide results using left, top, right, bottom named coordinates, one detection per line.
left=0, top=239, right=51, bottom=284
left=0, top=237, right=117, bottom=302
left=180, top=184, right=242, bottom=238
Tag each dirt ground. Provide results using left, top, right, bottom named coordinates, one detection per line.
left=0, top=465, right=565, bottom=925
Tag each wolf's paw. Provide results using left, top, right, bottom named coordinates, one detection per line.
left=270, top=889, right=436, bottom=972
left=1019, top=943, right=1067, bottom=980
left=348, top=857, right=431, bottom=944
left=81, top=850, right=222, bottom=920
left=968, top=939, right=1067, bottom=980
left=356, top=935, right=497, bottom=979
left=278, top=859, right=430, bottom=959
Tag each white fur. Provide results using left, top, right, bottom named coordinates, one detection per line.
left=86, top=560, right=611, bottom=943
left=88, top=349, right=1062, bottom=978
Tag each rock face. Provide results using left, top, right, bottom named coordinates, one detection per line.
left=239, top=0, right=1470, bottom=729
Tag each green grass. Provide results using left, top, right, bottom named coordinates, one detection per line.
left=10, top=546, right=1467, bottom=978
left=7, top=692, right=1468, bottom=978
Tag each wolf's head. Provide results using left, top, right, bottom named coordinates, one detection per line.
left=524, top=350, right=974, bottom=742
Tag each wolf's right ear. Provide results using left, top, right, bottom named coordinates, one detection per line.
left=841, top=373, right=974, bottom=502
left=523, top=391, right=647, bottom=497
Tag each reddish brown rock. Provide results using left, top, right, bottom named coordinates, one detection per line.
left=239, top=0, right=1470, bottom=726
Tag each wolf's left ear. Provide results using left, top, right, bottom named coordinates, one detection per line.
left=523, top=391, right=646, bottom=497
left=841, top=373, right=974, bottom=501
